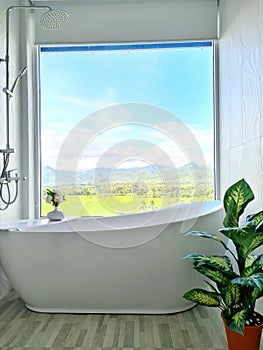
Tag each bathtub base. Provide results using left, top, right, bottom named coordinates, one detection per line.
left=25, top=303, right=196, bottom=314
left=0, top=201, right=224, bottom=316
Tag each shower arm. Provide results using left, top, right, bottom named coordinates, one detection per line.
left=3, top=6, right=52, bottom=150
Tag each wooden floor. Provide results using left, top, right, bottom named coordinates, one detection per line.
left=0, top=293, right=261, bottom=350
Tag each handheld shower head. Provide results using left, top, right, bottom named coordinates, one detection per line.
left=3, top=66, right=28, bottom=97
left=10, top=66, right=28, bottom=93
left=13, top=66, right=28, bottom=83
left=40, top=8, right=69, bottom=30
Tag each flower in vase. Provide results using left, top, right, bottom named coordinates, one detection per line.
left=46, top=189, right=65, bottom=207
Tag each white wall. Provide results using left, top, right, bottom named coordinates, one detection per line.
left=219, top=0, right=263, bottom=213
left=219, top=0, right=263, bottom=313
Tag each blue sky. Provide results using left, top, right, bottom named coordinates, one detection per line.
left=40, top=43, right=213, bottom=171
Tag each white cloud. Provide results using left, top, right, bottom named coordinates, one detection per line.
left=42, top=113, right=214, bottom=171
left=41, top=129, right=65, bottom=168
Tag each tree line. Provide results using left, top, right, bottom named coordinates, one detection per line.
left=44, top=180, right=214, bottom=201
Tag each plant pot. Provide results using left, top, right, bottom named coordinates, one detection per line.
left=47, top=207, right=64, bottom=221
left=222, top=313, right=263, bottom=350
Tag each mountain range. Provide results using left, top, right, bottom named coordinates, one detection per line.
left=42, top=163, right=213, bottom=186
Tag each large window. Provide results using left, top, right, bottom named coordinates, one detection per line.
left=39, top=41, right=215, bottom=217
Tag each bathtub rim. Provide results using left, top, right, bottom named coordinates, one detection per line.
left=0, top=199, right=223, bottom=233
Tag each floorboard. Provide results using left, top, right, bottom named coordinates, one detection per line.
left=0, top=293, right=262, bottom=349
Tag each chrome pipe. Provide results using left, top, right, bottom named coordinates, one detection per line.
left=5, top=6, right=52, bottom=148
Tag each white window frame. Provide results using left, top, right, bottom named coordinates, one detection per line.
left=35, top=40, right=219, bottom=218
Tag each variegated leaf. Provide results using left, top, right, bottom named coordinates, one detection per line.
left=231, top=273, right=263, bottom=290
left=219, top=223, right=254, bottom=251
left=194, top=265, right=230, bottom=286
left=223, top=284, right=242, bottom=307
left=226, top=309, right=247, bottom=335
left=240, top=233, right=263, bottom=257
left=251, top=287, right=261, bottom=303
left=223, top=179, right=254, bottom=228
left=246, top=211, right=263, bottom=226
left=256, top=221, right=263, bottom=233
left=205, top=255, right=233, bottom=272
left=245, top=255, right=259, bottom=268
left=183, top=289, right=221, bottom=306
left=242, top=254, right=263, bottom=277
left=184, top=254, right=233, bottom=273
left=184, top=231, right=223, bottom=244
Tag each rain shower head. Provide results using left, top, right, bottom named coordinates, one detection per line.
left=40, top=8, right=69, bottom=30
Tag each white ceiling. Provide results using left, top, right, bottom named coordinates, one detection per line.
left=34, top=0, right=218, bottom=44
left=32, top=0, right=216, bottom=3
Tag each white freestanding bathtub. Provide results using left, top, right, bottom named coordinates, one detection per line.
left=0, top=200, right=224, bottom=314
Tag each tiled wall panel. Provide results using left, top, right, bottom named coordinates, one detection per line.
left=219, top=0, right=263, bottom=208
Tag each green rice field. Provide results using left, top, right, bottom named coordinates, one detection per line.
left=42, top=193, right=213, bottom=217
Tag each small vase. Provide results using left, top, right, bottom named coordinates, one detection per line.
left=47, top=206, right=64, bottom=221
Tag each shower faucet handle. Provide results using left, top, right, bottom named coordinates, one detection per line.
left=1, top=170, right=26, bottom=183
left=0, top=148, right=15, bottom=153
left=6, top=168, right=18, bottom=176
left=9, top=176, right=27, bottom=183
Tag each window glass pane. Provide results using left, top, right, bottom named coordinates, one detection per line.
left=40, top=42, right=214, bottom=217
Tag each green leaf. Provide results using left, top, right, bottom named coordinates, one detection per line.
left=256, top=221, right=263, bottom=233
left=184, top=253, right=233, bottom=273
left=252, top=288, right=263, bottom=300
left=194, top=265, right=231, bottom=286
left=223, top=179, right=254, bottom=228
left=242, top=254, right=263, bottom=277
left=220, top=221, right=263, bottom=258
left=184, top=231, right=221, bottom=242
left=223, top=197, right=237, bottom=228
left=246, top=211, right=263, bottom=226
left=246, top=211, right=263, bottom=233
left=219, top=224, right=254, bottom=254
left=184, top=231, right=227, bottom=249
left=226, top=310, right=247, bottom=335
left=184, top=253, right=207, bottom=260
left=240, top=232, right=263, bottom=257
left=222, top=284, right=242, bottom=308
left=245, top=255, right=259, bottom=268
left=251, top=287, right=261, bottom=303
left=206, top=255, right=233, bottom=272
left=231, top=273, right=263, bottom=290
left=183, top=289, right=221, bottom=306
left=46, top=189, right=54, bottom=196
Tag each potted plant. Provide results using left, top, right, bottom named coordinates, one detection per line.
left=183, top=179, right=263, bottom=350
left=46, top=188, right=65, bottom=221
